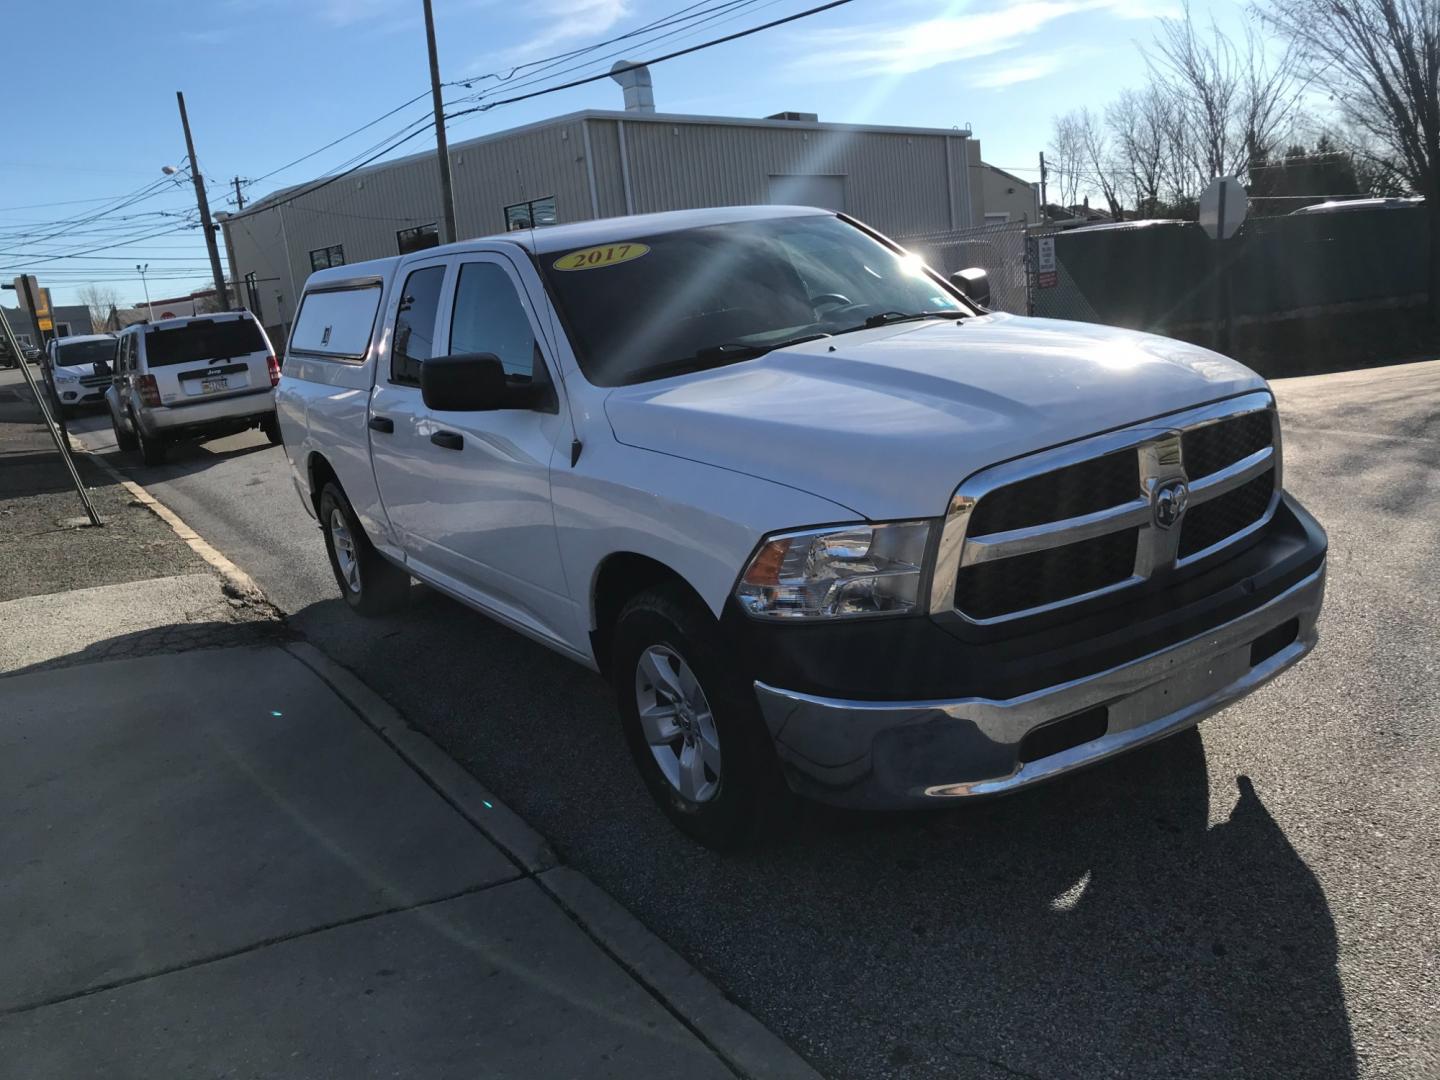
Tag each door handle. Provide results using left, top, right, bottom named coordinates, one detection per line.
left=430, top=430, right=463, bottom=451
left=368, top=415, right=395, bottom=434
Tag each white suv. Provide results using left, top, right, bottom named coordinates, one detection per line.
left=276, top=206, right=1327, bottom=848
left=107, top=311, right=280, bottom=465
left=45, top=334, right=117, bottom=413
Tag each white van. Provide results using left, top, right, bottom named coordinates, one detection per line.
left=107, top=311, right=280, bottom=465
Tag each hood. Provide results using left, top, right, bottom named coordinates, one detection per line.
left=603, top=312, right=1267, bottom=520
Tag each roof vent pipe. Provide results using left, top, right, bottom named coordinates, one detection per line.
left=610, top=60, right=655, bottom=113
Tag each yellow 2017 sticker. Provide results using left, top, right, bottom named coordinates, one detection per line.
left=552, top=243, right=650, bottom=271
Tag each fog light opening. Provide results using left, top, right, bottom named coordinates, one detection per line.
left=1019, top=705, right=1109, bottom=765
left=1249, top=617, right=1300, bottom=668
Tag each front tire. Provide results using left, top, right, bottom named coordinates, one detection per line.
left=318, top=482, right=409, bottom=615
left=612, top=585, right=783, bottom=849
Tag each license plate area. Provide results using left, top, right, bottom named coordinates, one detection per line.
left=201, top=376, right=228, bottom=394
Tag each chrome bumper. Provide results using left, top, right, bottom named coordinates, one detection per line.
left=754, top=562, right=1326, bottom=808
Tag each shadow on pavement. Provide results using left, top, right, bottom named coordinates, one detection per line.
left=278, top=582, right=1358, bottom=1080
left=4, top=619, right=290, bottom=678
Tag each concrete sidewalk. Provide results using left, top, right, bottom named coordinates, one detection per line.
left=0, top=644, right=818, bottom=1078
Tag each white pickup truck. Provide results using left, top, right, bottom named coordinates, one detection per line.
left=277, top=205, right=1327, bottom=847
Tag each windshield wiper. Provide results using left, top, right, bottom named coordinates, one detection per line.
left=826, top=310, right=969, bottom=336
left=638, top=333, right=832, bottom=382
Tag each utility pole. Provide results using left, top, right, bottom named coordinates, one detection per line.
left=232, top=176, right=247, bottom=211
left=176, top=91, right=231, bottom=310
left=1039, top=151, right=1049, bottom=224
left=422, top=0, right=457, bottom=244
left=137, top=263, right=155, bottom=322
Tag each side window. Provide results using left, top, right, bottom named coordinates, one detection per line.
left=449, top=262, right=537, bottom=379
left=390, top=265, right=446, bottom=386
left=118, top=336, right=131, bottom=372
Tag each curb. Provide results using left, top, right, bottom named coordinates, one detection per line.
left=281, top=640, right=824, bottom=1080
left=539, top=866, right=825, bottom=1080
left=281, top=640, right=558, bottom=876
left=64, top=433, right=271, bottom=609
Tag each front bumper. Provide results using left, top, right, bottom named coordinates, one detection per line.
left=755, top=561, right=1325, bottom=808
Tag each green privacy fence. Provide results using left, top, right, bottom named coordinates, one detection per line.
left=1032, top=205, right=1431, bottom=330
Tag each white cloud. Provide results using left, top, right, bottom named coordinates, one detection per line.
left=789, top=0, right=1164, bottom=80
left=509, top=0, right=632, bottom=55
left=968, top=51, right=1069, bottom=88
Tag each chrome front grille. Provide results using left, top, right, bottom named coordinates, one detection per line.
left=933, top=393, right=1281, bottom=624
left=79, top=373, right=110, bottom=388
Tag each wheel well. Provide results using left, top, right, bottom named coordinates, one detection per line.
left=307, top=453, right=340, bottom=517
left=590, top=553, right=702, bottom=677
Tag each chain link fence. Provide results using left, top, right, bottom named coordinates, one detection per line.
left=898, top=221, right=1032, bottom=314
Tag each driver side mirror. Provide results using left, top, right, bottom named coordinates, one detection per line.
left=951, top=267, right=991, bottom=309
left=421, top=352, right=543, bottom=412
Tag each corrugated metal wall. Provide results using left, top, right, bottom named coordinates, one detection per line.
left=615, top=118, right=963, bottom=236
left=224, top=111, right=974, bottom=335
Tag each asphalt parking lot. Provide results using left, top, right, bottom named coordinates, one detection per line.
left=65, top=360, right=1440, bottom=1079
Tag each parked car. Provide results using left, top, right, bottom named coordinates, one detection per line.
left=107, top=311, right=280, bottom=465
left=44, top=334, right=117, bottom=413
left=276, top=205, right=1328, bottom=848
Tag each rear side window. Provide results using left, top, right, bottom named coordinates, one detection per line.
left=390, top=265, right=446, bottom=386
left=291, top=285, right=382, bottom=360
left=144, top=319, right=265, bottom=368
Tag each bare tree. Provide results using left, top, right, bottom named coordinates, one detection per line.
left=1149, top=1, right=1303, bottom=189
left=1073, top=107, right=1126, bottom=218
left=77, top=284, right=119, bottom=332
left=1258, top=0, right=1440, bottom=316
left=1108, top=87, right=1174, bottom=217
left=1049, top=112, right=1087, bottom=212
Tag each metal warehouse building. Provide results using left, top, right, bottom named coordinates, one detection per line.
left=222, top=106, right=1036, bottom=339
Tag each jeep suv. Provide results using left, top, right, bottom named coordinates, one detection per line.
left=107, top=311, right=280, bottom=465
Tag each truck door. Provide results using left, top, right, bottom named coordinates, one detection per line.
left=368, top=257, right=452, bottom=562
left=410, top=253, right=573, bottom=645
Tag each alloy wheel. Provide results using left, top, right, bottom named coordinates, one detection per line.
left=329, top=508, right=361, bottom=593
left=634, top=644, right=722, bottom=803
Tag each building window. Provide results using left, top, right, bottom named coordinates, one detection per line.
left=309, top=244, right=345, bottom=272
left=55, top=322, right=72, bottom=337
left=397, top=223, right=440, bottom=255
left=983, top=212, right=1011, bottom=224
left=16, top=333, right=32, bottom=347
left=504, top=196, right=557, bottom=232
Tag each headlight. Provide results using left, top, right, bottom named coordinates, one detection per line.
left=55, top=372, right=78, bottom=383
left=735, top=521, right=932, bottom=619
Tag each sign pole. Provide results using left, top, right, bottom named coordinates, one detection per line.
left=0, top=306, right=102, bottom=527
left=1217, top=179, right=1232, bottom=354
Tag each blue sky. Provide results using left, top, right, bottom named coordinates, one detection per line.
left=2, top=0, right=1248, bottom=307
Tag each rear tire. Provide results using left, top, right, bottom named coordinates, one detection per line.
left=111, top=408, right=138, bottom=452
left=612, top=584, right=785, bottom=849
left=260, top=413, right=283, bottom=446
left=131, top=410, right=166, bottom=465
left=319, top=482, right=409, bottom=615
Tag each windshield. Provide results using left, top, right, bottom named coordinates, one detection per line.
left=56, top=339, right=116, bottom=368
left=144, top=318, right=265, bottom=368
left=541, top=214, right=967, bottom=386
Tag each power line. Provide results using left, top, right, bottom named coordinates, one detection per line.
left=449, top=0, right=853, bottom=117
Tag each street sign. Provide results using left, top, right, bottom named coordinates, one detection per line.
left=37, top=317, right=53, bottom=332
left=1037, top=236, right=1056, bottom=272
left=1199, top=177, right=1247, bottom=240
left=1036, top=236, right=1058, bottom=288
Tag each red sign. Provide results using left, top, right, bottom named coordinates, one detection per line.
left=1038, top=271, right=1059, bottom=289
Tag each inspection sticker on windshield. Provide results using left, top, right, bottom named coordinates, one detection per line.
left=552, top=243, right=649, bottom=271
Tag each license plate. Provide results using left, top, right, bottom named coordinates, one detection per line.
left=201, top=376, right=227, bottom=394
